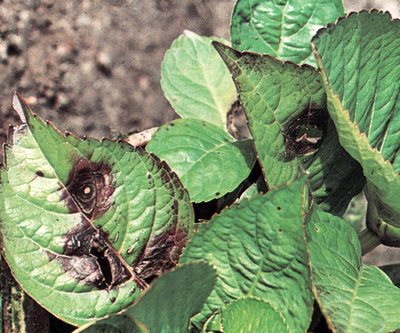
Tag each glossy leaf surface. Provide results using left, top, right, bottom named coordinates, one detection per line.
left=312, top=10, right=400, bottom=235
left=307, top=206, right=400, bottom=332
left=74, top=262, right=216, bottom=333
left=161, top=30, right=237, bottom=130
left=214, top=42, right=365, bottom=215
left=230, top=0, right=345, bottom=67
left=146, top=118, right=256, bottom=203
left=0, top=94, right=194, bottom=326
left=180, top=177, right=313, bottom=332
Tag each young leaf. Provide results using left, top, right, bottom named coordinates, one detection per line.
left=312, top=10, right=400, bottom=242
left=161, top=30, right=237, bottom=130
left=73, top=262, right=217, bottom=333
left=213, top=42, right=365, bottom=214
left=180, top=177, right=313, bottom=332
left=230, top=0, right=345, bottom=67
left=307, top=206, right=400, bottom=332
left=0, top=94, right=194, bottom=326
left=146, top=118, right=256, bottom=203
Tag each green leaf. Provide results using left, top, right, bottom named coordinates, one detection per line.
left=180, top=177, right=313, bottom=332
left=230, top=0, right=345, bottom=66
left=161, top=30, right=237, bottom=130
left=341, top=192, right=366, bottom=234
left=0, top=94, right=194, bottom=326
left=74, top=315, right=149, bottom=333
left=213, top=42, right=365, bottom=214
left=307, top=206, right=400, bottom=333
left=74, top=262, right=217, bottom=333
left=222, top=298, right=288, bottom=333
left=146, top=118, right=256, bottom=203
left=312, top=10, right=400, bottom=239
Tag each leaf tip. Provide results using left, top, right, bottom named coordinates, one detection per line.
left=183, top=29, right=199, bottom=40
left=12, top=91, right=29, bottom=123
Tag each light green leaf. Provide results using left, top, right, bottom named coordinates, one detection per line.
left=213, top=42, right=364, bottom=214
left=0, top=94, right=194, bottom=326
left=161, top=30, right=237, bottom=130
left=230, top=0, right=345, bottom=66
left=74, top=262, right=217, bottom=333
left=312, top=10, right=400, bottom=240
left=180, top=177, right=313, bottom=332
left=307, top=206, right=400, bottom=333
left=146, top=118, right=256, bottom=203
left=222, top=298, right=288, bottom=333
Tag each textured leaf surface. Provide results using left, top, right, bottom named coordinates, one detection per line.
left=214, top=42, right=364, bottom=214
left=230, top=0, right=345, bottom=66
left=312, top=11, right=400, bottom=227
left=180, top=177, right=313, bottom=331
left=161, top=30, right=237, bottom=129
left=146, top=118, right=256, bottom=202
left=74, top=262, right=217, bottom=333
left=222, top=298, right=288, bottom=333
left=307, top=206, right=400, bottom=333
left=0, top=94, right=194, bottom=326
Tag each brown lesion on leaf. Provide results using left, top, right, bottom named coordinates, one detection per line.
left=131, top=172, right=190, bottom=286
left=281, top=107, right=328, bottom=161
left=59, top=218, right=135, bottom=290
left=57, top=157, right=140, bottom=290
left=63, top=158, right=115, bottom=219
left=57, top=154, right=191, bottom=291
left=133, top=219, right=189, bottom=285
left=227, top=100, right=251, bottom=140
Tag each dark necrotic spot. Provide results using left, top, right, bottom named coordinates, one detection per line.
left=63, top=223, right=132, bottom=290
left=282, top=108, right=328, bottom=161
left=70, top=168, right=97, bottom=215
left=64, top=159, right=115, bottom=219
left=36, top=170, right=45, bottom=177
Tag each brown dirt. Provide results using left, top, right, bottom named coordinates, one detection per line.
left=0, top=0, right=234, bottom=147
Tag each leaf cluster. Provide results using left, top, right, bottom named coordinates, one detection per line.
left=2, top=1, right=400, bottom=333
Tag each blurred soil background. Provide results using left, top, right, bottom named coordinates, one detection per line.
left=0, top=0, right=399, bottom=267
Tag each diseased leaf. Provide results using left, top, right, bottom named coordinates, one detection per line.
left=312, top=10, right=400, bottom=243
left=161, top=30, right=237, bottom=130
left=230, top=0, right=345, bottom=66
left=146, top=118, right=256, bottom=203
left=307, top=206, right=400, bottom=333
left=0, top=94, right=194, bottom=326
left=180, top=177, right=313, bottom=332
left=73, top=262, right=217, bottom=333
left=213, top=42, right=365, bottom=215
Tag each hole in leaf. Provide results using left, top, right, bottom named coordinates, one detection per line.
left=282, top=108, right=328, bottom=161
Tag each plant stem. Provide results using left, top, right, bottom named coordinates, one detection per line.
left=359, top=228, right=381, bottom=255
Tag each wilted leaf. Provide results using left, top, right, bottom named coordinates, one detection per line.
left=0, top=93, right=194, bottom=326
left=74, top=262, right=217, bottom=333
left=230, top=0, right=345, bottom=66
left=146, top=118, right=256, bottom=203
left=307, top=206, right=400, bottom=333
left=180, top=177, right=313, bottom=332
